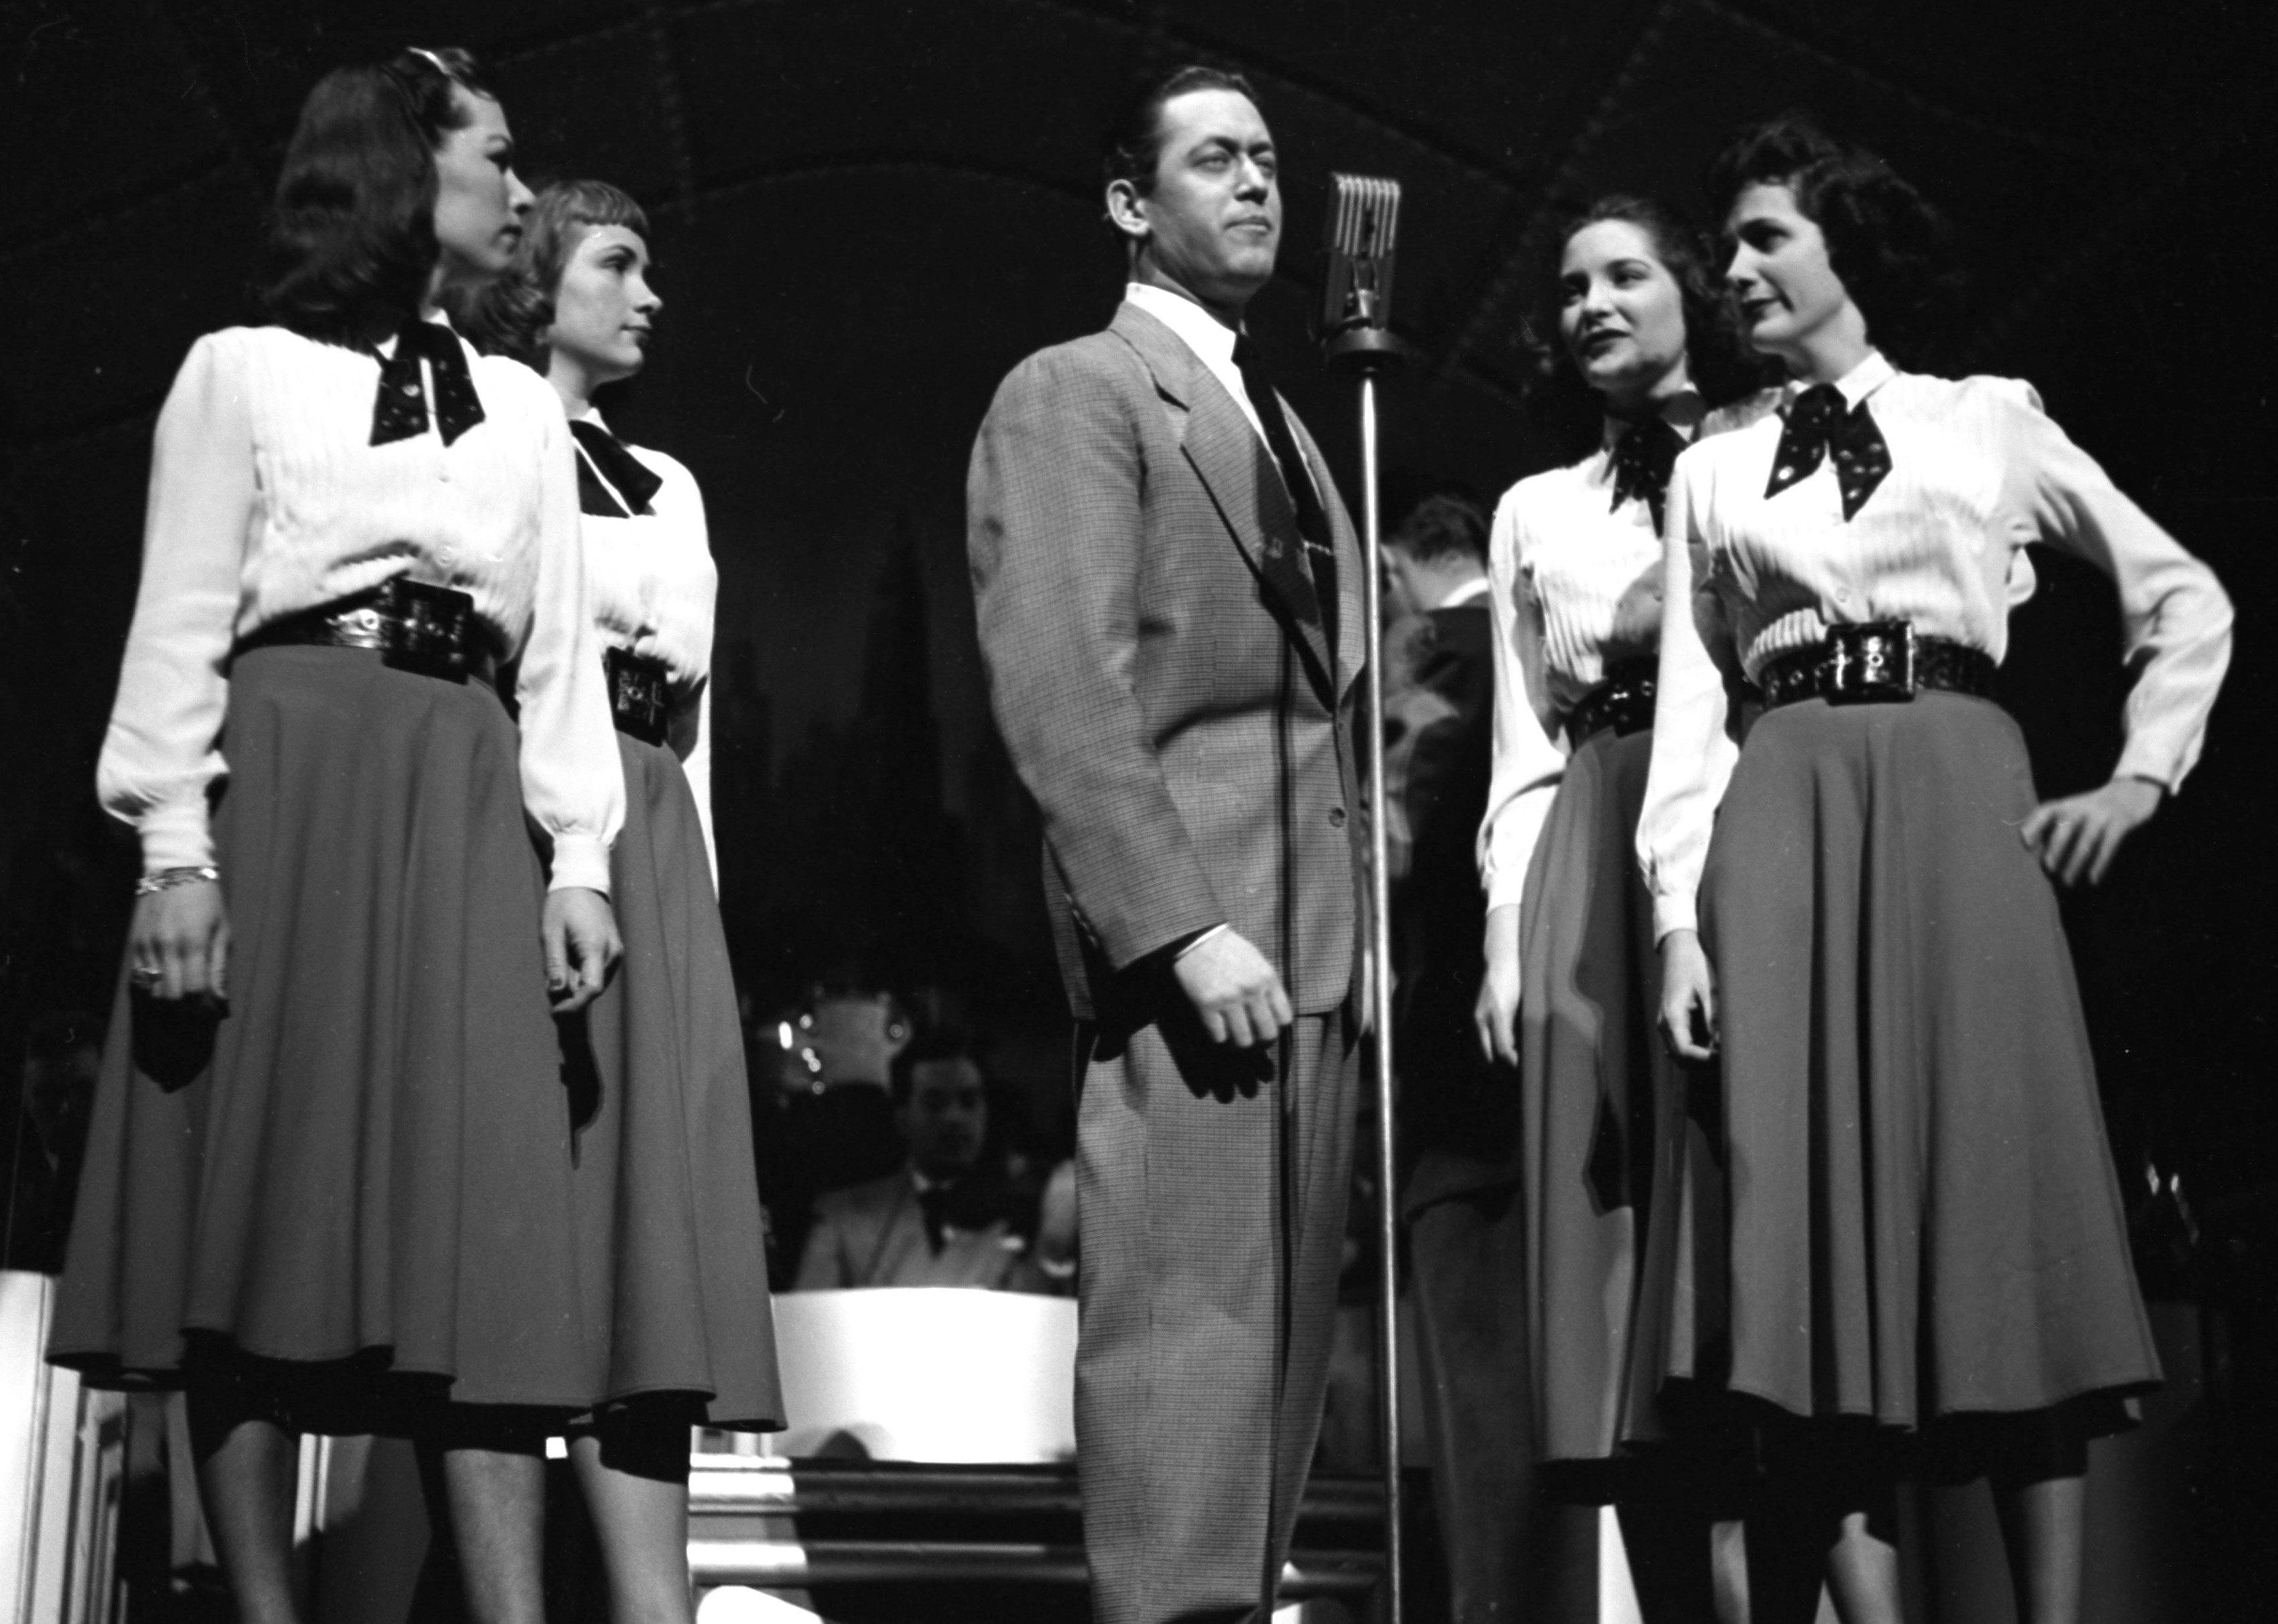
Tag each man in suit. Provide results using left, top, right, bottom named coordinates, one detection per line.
left=966, top=65, right=1367, bottom=1624
left=1382, top=496, right=1584, bottom=1621
left=793, top=1042, right=1046, bottom=1292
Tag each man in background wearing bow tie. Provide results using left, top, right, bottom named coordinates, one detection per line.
left=793, top=1039, right=1047, bottom=1292
left=966, top=64, right=1368, bottom=1624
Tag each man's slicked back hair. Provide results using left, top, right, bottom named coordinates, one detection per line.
left=1101, top=64, right=1263, bottom=196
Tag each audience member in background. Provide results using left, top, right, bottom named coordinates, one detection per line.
left=795, top=1037, right=1048, bottom=1292
left=750, top=990, right=915, bottom=1285
left=1378, top=492, right=1553, bottom=1616
left=3, top=1012, right=100, bottom=1273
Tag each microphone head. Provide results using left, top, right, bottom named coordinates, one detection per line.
left=1319, top=174, right=1404, bottom=370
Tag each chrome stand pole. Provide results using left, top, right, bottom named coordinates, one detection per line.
left=1357, top=371, right=1403, bottom=1624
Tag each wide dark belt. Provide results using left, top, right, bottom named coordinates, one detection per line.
left=235, top=576, right=496, bottom=684
left=1757, top=621, right=1995, bottom=709
left=1564, top=656, right=1658, bottom=748
left=605, top=647, right=672, bottom=747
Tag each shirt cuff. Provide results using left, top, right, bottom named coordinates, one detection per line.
left=138, top=801, right=216, bottom=878
left=1173, top=923, right=1231, bottom=961
left=1485, top=868, right=1526, bottom=913
left=1651, top=891, right=1699, bottom=943
left=547, top=834, right=614, bottom=896
left=2112, top=741, right=2186, bottom=798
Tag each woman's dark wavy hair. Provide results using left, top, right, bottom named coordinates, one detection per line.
left=1522, top=194, right=1770, bottom=458
left=456, top=180, right=652, bottom=367
left=259, top=47, right=490, bottom=345
left=1704, top=114, right=1965, bottom=371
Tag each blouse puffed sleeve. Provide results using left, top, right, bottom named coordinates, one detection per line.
left=1637, top=451, right=1745, bottom=941
left=516, top=400, right=625, bottom=893
left=1994, top=380, right=2233, bottom=792
left=97, top=331, right=257, bottom=876
left=1475, top=486, right=1569, bottom=915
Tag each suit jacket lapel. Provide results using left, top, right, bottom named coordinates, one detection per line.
left=1110, top=303, right=1337, bottom=699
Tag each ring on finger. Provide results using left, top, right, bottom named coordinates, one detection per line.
left=131, top=965, right=162, bottom=985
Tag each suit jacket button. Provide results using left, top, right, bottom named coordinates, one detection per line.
left=1328, top=806, right=1346, bottom=828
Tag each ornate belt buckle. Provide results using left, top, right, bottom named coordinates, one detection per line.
left=1608, top=669, right=1657, bottom=736
left=1826, top=619, right=1915, bottom=703
left=606, top=647, right=673, bottom=746
left=374, top=577, right=475, bottom=681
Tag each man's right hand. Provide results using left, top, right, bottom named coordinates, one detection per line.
left=1173, top=928, right=1294, bottom=1048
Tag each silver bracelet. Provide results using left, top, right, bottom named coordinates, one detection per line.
left=134, top=865, right=220, bottom=897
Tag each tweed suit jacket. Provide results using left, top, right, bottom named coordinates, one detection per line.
left=968, top=300, right=1367, bottom=1019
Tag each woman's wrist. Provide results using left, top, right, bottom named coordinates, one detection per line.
left=134, top=864, right=220, bottom=897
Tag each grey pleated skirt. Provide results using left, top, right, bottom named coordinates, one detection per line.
left=53, top=645, right=611, bottom=1432
left=558, top=732, right=780, bottom=1430
left=1692, top=691, right=2159, bottom=1464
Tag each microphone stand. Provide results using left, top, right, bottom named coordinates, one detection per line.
left=1324, top=313, right=1405, bottom=1624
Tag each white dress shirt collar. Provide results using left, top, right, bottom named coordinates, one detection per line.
left=1436, top=575, right=1491, bottom=611
left=1599, top=387, right=1707, bottom=453
left=374, top=308, right=461, bottom=361
left=1125, top=281, right=1272, bottom=451
left=1784, top=348, right=1897, bottom=412
left=1127, top=281, right=1240, bottom=365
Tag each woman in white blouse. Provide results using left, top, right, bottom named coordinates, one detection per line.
left=49, top=49, right=627, bottom=1624
left=1641, top=118, right=2231, bottom=1624
left=466, top=180, right=780, bottom=1623
left=1473, top=194, right=1769, bottom=1623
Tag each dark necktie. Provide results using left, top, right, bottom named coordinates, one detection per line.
left=915, top=1182, right=950, bottom=1255
left=1766, top=383, right=1892, bottom=520
left=569, top=419, right=663, bottom=517
left=370, top=319, right=485, bottom=448
left=1606, top=414, right=1685, bottom=530
left=1232, top=336, right=1338, bottom=655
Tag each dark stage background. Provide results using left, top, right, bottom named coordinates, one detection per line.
left=3, top=1, right=2272, bottom=1266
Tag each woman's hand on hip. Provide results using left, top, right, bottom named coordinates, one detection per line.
left=130, top=879, right=230, bottom=1003
left=1473, top=903, right=1522, bottom=1067
left=543, top=886, right=622, bottom=1013
left=1658, top=929, right=1717, bottom=1064
left=2021, top=776, right=2163, bottom=887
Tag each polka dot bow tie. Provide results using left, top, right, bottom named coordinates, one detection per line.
left=370, top=319, right=486, bottom=449
left=1766, top=383, right=1891, bottom=520
left=1607, top=414, right=1684, bottom=531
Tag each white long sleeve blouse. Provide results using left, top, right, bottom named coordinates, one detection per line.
left=571, top=408, right=721, bottom=885
left=1476, top=397, right=1771, bottom=915
left=97, top=321, right=625, bottom=894
left=1638, top=350, right=2234, bottom=941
